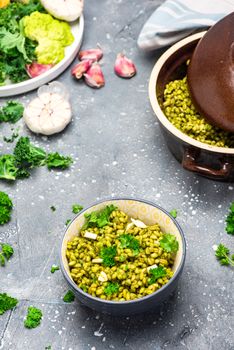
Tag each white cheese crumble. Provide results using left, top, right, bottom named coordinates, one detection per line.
left=84, top=231, right=97, bottom=240
left=131, top=218, right=147, bottom=228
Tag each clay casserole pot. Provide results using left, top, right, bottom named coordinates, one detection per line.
left=149, top=32, right=234, bottom=182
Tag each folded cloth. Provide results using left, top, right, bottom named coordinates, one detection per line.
left=138, top=0, right=234, bottom=51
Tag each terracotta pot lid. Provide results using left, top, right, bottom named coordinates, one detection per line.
left=187, top=13, right=234, bottom=132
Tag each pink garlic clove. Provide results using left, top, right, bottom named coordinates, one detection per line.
left=71, top=59, right=93, bottom=79
left=78, top=47, right=103, bottom=62
left=26, top=62, right=53, bottom=78
left=114, top=53, right=136, bottom=78
left=84, top=63, right=105, bottom=88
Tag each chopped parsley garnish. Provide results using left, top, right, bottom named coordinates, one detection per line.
left=119, top=234, right=140, bottom=255
left=83, top=205, right=116, bottom=230
left=0, top=191, right=13, bottom=225
left=80, top=285, right=88, bottom=293
left=65, top=219, right=71, bottom=226
left=226, top=202, right=234, bottom=235
left=46, top=152, right=73, bottom=170
left=0, top=101, right=24, bottom=124
left=169, top=209, right=177, bottom=219
left=148, top=266, right=167, bottom=285
left=160, top=234, right=179, bottom=253
left=3, top=130, right=19, bottom=143
left=50, top=206, right=56, bottom=212
left=50, top=265, right=60, bottom=273
left=45, top=346, right=52, bottom=350
left=72, top=204, right=83, bottom=214
left=63, top=290, right=75, bottom=303
left=100, top=246, right=117, bottom=267
left=215, top=244, right=234, bottom=266
left=104, top=282, right=120, bottom=296
left=24, top=306, right=42, bottom=328
left=0, top=293, right=18, bottom=315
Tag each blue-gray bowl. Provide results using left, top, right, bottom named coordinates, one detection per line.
left=60, top=198, right=186, bottom=316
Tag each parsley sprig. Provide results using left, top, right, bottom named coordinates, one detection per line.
left=0, top=293, right=18, bottom=315
left=215, top=244, right=234, bottom=266
left=104, top=282, right=120, bottom=296
left=148, top=266, right=167, bottom=285
left=119, top=234, right=140, bottom=255
left=83, top=205, right=116, bottom=230
left=0, top=243, right=14, bottom=266
left=100, top=246, right=117, bottom=267
left=160, top=234, right=179, bottom=253
left=24, top=306, right=42, bottom=329
left=226, top=202, right=234, bottom=235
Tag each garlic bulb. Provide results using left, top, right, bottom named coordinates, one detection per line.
left=23, top=81, right=72, bottom=136
left=40, top=0, right=83, bottom=22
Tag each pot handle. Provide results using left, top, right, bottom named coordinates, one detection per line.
left=182, top=148, right=232, bottom=179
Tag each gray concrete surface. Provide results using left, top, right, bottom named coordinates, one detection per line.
left=0, top=0, right=234, bottom=349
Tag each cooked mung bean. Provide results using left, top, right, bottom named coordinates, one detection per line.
left=162, top=76, right=234, bottom=148
left=66, top=206, right=178, bottom=301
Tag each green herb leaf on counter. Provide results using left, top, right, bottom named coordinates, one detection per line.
left=63, top=290, right=75, bottom=303
left=160, top=234, right=179, bottom=253
left=104, top=282, right=120, bottom=296
left=24, top=306, right=42, bottom=328
left=119, top=234, right=140, bottom=255
left=148, top=266, right=167, bottom=285
left=50, top=265, right=60, bottom=273
left=0, top=101, right=24, bottom=124
left=14, top=136, right=47, bottom=175
left=72, top=204, right=83, bottom=214
left=83, top=205, right=116, bottom=229
left=46, top=153, right=73, bottom=170
left=100, top=246, right=117, bottom=267
left=0, top=293, right=18, bottom=315
left=169, top=209, right=177, bottom=219
left=3, top=130, right=19, bottom=143
left=226, top=202, right=234, bottom=235
left=0, top=243, right=14, bottom=261
left=215, top=244, right=234, bottom=266
left=0, top=191, right=13, bottom=225
left=50, top=206, right=56, bottom=212
left=0, top=155, right=18, bottom=181
left=65, top=219, right=71, bottom=226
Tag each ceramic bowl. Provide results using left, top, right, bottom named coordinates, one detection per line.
left=60, top=198, right=186, bottom=316
left=149, top=32, right=234, bottom=182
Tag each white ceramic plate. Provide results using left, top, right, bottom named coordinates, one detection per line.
left=0, top=15, right=84, bottom=97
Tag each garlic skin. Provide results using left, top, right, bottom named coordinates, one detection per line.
left=84, top=63, right=105, bottom=88
left=23, top=81, right=72, bottom=136
left=26, top=62, right=53, bottom=78
left=78, top=47, right=103, bottom=62
left=40, top=0, right=83, bottom=22
left=71, top=59, right=93, bottom=79
left=114, top=53, right=136, bottom=78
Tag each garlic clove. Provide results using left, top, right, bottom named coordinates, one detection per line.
left=26, top=62, right=53, bottom=78
left=84, top=63, right=105, bottom=88
left=114, top=53, right=136, bottom=78
left=71, top=59, right=93, bottom=79
left=78, top=47, right=103, bottom=62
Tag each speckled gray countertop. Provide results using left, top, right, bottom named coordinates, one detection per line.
left=0, top=1, right=234, bottom=349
